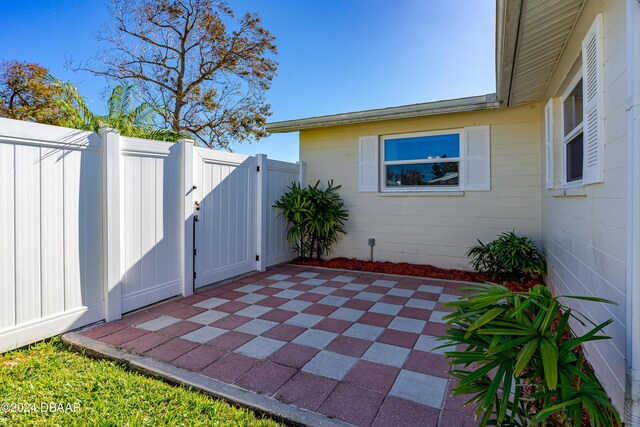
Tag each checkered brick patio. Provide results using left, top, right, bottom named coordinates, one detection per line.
left=81, top=265, right=479, bottom=426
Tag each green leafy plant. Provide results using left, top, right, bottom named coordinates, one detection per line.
left=467, top=230, right=546, bottom=279
left=50, top=78, right=185, bottom=142
left=274, top=180, right=348, bottom=259
left=440, top=284, right=620, bottom=426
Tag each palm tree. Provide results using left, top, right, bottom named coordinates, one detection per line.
left=50, top=78, right=184, bottom=142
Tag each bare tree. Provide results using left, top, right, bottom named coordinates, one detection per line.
left=81, top=0, right=277, bottom=148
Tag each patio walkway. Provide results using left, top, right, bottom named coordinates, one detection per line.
left=78, top=264, right=478, bottom=426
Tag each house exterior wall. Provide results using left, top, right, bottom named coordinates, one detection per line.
left=540, top=0, right=627, bottom=411
left=299, top=104, right=541, bottom=270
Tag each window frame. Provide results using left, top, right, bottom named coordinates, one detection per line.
left=380, top=128, right=465, bottom=193
left=561, top=68, right=584, bottom=188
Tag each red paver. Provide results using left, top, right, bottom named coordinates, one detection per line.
left=332, top=289, right=358, bottom=298
left=216, top=291, right=246, bottom=300
left=216, top=301, right=250, bottom=313
left=398, top=306, right=432, bottom=320
left=319, top=383, right=386, bottom=427
left=344, top=360, right=399, bottom=394
left=144, top=338, right=199, bottom=362
left=325, top=336, right=372, bottom=358
left=147, top=300, right=185, bottom=314
left=120, top=332, right=173, bottom=353
left=372, top=396, right=440, bottom=427
left=413, top=291, right=440, bottom=301
left=438, top=409, right=478, bottom=426
left=210, top=314, right=252, bottom=330
left=404, top=350, right=450, bottom=378
left=357, top=312, right=394, bottom=327
left=235, top=361, right=297, bottom=395
left=268, top=343, right=318, bottom=369
left=200, top=352, right=259, bottom=383
left=291, top=284, right=314, bottom=292
left=377, top=329, right=419, bottom=349
left=303, top=303, right=337, bottom=316
left=312, top=318, right=352, bottom=334
left=343, top=298, right=375, bottom=311
left=367, top=285, right=388, bottom=294
left=172, top=345, right=227, bottom=372
left=295, top=292, right=324, bottom=302
left=256, top=296, right=289, bottom=308
left=206, top=331, right=254, bottom=351
left=82, top=321, right=128, bottom=339
left=100, top=326, right=147, bottom=346
left=259, top=308, right=296, bottom=323
left=275, top=372, right=338, bottom=411
left=262, top=324, right=306, bottom=342
left=167, top=305, right=207, bottom=319
left=423, top=322, right=449, bottom=336
left=157, top=320, right=203, bottom=336
left=380, top=295, right=409, bottom=305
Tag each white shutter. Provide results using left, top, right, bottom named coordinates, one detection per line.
left=545, top=99, right=554, bottom=189
left=359, top=135, right=379, bottom=192
left=582, top=14, right=604, bottom=184
left=463, top=125, right=491, bottom=191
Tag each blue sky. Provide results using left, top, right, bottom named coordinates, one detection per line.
left=1, top=0, right=495, bottom=162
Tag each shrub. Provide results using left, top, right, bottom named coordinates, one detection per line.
left=440, top=284, right=620, bottom=427
left=274, top=180, right=348, bottom=259
left=467, top=230, right=546, bottom=279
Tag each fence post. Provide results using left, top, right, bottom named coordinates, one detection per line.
left=256, top=154, right=268, bottom=272
left=179, top=139, right=195, bottom=297
left=298, top=160, right=307, bottom=186
left=100, top=128, right=122, bottom=322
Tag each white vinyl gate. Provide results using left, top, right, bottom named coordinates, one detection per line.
left=193, top=149, right=257, bottom=288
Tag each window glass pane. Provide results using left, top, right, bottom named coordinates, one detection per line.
left=563, top=79, right=583, bottom=136
left=566, top=132, right=583, bottom=182
left=384, top=134, right=459, bottom=161
left=386, top=162, right=459, bottom=187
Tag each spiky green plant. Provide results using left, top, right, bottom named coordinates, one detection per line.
left=467, top=230, right=546, bottom=279
left=273, top=180, right=348, bottom=259
left=49, top=78, right=184, bottom=142
left=440, top=284, right=620, bottom=426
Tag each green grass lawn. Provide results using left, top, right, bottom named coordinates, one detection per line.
left=0, top=338, right=282, bottom=427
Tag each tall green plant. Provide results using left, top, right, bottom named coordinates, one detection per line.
left=467, top=230, right=546, bottom=279
left=440, top=284, right=620, bottom=426
left=50, top=79, right=184, bottom=142
left=274, top=180, right=348, bottom=259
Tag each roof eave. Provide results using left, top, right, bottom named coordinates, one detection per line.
left=495, top=0, right=522, bottom=106
left=266, top=93, right=499, bottom=133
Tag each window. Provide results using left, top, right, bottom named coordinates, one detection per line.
left=562, top=73, right=584, bottom=184
left=381, top=131, right=461, bottom=190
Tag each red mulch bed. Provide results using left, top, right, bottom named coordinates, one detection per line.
left=292, top=257, right=541, bottom=292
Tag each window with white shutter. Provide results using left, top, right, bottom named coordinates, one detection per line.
left=581, top=14, right=604, bottom=184
left=463, top=125, right=491, bottom=191
left=545, top=99, right=554, bottom=189
left=359, top=135, right=379, bottom=192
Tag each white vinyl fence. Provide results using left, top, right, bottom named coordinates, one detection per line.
left=0, top=118, right=303, bottom=352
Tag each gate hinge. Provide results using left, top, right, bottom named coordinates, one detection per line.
left=256, top=165, right=261, bottom=172
left=194, top=215, right=199, bottom=222
left=256, top=255, right=260, bottom=261
left=193, top=272, right=197, bottom=279
left=193, top=248, right=197, bottom=256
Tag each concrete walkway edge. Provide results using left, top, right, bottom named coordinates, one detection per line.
left=61, top=332, right=354, bottom=427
